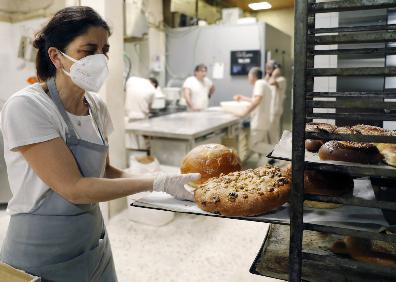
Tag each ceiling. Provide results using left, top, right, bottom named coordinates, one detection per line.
left=204, top=0, right=295, bottom=11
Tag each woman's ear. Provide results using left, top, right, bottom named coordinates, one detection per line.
left=47, top=47, right=62, bottom=70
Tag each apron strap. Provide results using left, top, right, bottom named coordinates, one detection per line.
left=47, top=77, right=79, bottom=140
left=84, top=94, right=107, bottom=145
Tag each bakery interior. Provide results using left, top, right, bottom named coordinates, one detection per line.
left=1, top=0, right=396, bottom=281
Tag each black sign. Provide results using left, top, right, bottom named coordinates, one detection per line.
left=230, top=50, right=261, bottom=76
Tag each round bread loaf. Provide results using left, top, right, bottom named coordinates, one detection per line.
left=304, top=170, right=354, bottom=209
left=194, top=166, right=290, bottom=216
left=180, top=144, right=241, bottom=187
left=318, top=140, right=383, bottom=164
left=304, top=170, right=354, bottom=196
left=305, top=139, right=325, bottom=152
left=306, top=122, right=336, bottom=134
left=305, top=123, right=335, bottom=152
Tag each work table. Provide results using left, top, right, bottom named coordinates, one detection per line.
left=125, top=109, right=245, bottom=166
left=125, top=109, right=242, bottom=140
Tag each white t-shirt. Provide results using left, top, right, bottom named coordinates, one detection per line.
left=1, top=83, right=113, bottom=215
left=250, top=79, right=272, bottom=131
left=183, top=76, right=213, bottom=110
left=269, top=77, right=287, bottom=121
left=125, top=76, right=155, bottom=120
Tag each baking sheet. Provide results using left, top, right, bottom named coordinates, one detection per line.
left=133, top=178, right=389, bottom=232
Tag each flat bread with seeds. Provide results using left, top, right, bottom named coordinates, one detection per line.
left=194, top=166, right=291, bottom=216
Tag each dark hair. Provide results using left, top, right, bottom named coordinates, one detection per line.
left=249, top=67, right=263, bottom=79
left=148, top=77, right=159, bottom=88
left=33, top=6, right=110, bottom=81
left=194, top=64, right=207, bottom=72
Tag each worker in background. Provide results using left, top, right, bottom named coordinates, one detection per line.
left=265, top=60, right=287, bottom=142
left=0, top=7, right=199, bottom=281
left=183, top=64, right=215, bottom=111
left=231, top=67, right=273, bottom=161
left=125, top=76, right=161, bottom=150
left=125, top=76, right=159, bottom=121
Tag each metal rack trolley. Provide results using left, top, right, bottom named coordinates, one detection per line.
left=289, top=0, right=396, bottom=281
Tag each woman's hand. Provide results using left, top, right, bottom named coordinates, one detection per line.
left=153, top=173, right=201, bottom=201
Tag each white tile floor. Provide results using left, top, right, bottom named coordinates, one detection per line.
left=0, top=208, right=282, bottom=282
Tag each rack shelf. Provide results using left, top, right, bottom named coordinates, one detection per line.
left=250, top=224, right=396, bottom=282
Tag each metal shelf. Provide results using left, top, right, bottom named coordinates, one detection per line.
left=305, top=132, right=396, bottom=143
left=308, top=67, right=396, bottom=77
left=305, top=194, right=396, bottom=211
left=302, top=251, right=396, bottom=279
left=250, top=224, right=396, bottom=282
left=313, top=47, right=396, bottom=56
left=306, top=100, right=396, bottom=110
left=312, top=24, right=396, bottom=34
left=306, top=91, right=396, bottom=99
left=306, top=113, right=396, bottom=121
left=309, top=0, right=396, bottom=13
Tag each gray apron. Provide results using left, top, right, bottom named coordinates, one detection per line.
left=1, top=77, right=117, bottom=282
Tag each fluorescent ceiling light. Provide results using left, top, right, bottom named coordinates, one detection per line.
left=248, top=2, right=272, bottom=10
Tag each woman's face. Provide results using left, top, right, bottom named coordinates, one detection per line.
left=59, top=26, right=110, bottom=72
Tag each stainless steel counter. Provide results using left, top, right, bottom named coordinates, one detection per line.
left=125, top=109, right=243, bottom=166
left=125, top=109, right=241, bottom=140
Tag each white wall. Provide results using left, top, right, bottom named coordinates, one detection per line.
left=0, top=18, right=47, bottom=109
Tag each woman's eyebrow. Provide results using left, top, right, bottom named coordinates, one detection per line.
left=81, top=43, right=110, bottom=48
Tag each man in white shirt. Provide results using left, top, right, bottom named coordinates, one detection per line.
left=125, top=76, right=157, bottom=121
left=183, top=64, right=215, bottom=111
left=125, top=76, right=159, bottom=149
left=232, top=67, right=273, bottom=157
left=265, top=60, right=287, bottom=143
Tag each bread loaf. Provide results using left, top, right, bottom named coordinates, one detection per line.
left=180, top=144, right=242, bottom=187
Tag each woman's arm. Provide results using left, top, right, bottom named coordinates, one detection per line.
left=19, top=138, right=154, bottom=204
left=233, top=95, right=252, bottom=102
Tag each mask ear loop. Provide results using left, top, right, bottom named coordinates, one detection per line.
left=57, top=50, right=76, bottom=77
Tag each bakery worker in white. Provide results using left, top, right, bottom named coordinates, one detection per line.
left=183, top=64, right=215, bottom=111
left=0, top=6, right=200, bottom=281
left=232, top=67, right=273, bottom=156
left=125, top=76, right=160, bottom=149
left=265, top=60, right=287, bottom=142
left=125, top=76, right=159, bottom=121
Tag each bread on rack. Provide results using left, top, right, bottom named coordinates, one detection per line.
left=194, top=165, right=291, bottom=216
left=318, top=140, right=383, bottom=164
left=180, top=144, right=242, bottom=188
left=305, top=122, right=336, bottom=152
left=331, top=236, right=396, bottom=268
left=303, top=170, right=354, bottom=209
left=376, top=143, right=396, bottom=167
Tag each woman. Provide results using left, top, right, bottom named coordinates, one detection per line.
left=0, top=6, right=199, bottom=282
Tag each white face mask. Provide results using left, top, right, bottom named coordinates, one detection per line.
left=59, top=51, right=109, bottom=92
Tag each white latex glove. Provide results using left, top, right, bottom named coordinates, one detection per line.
left=153, top=173, right=201, bottom=201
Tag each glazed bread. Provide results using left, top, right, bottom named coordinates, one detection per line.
left=305, top=123, right=336, bottom=152
left=303, top=170, right=354, bottom=209
left=305, top=139, right=325, bottom=152
left=180, top=144, right=242, bottom=187
left=318, top=140, right=383, bottom=164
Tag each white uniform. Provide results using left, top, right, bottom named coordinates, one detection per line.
left=1, top=83, right=113, bottom=215
left=183, top=76, right=213, bottom=110
left=125, top=77, right=156, bottom=150
left=269, top=76, right=287, bottom=142
left=125, top=76, right=156, bottom=120
left=249, top=79, right=273, bottom=155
